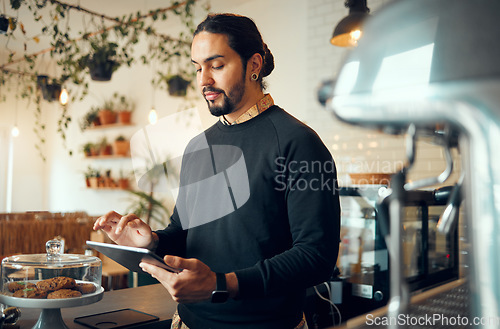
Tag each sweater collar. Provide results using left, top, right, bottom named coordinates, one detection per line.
left=220, top=94, right=274, bottom=125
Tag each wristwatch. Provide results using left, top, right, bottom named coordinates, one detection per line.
left=211, top=273, right=230, bottom=303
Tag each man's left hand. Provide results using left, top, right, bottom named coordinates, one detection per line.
left=139, top=255, right=216, bottom=304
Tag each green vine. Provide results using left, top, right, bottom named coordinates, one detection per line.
left=33, top=94, right=46, bottom=162
left=1, top=0, right=205, bottom=161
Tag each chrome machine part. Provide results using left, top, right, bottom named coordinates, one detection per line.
left=329, top=0, right=500, bottom=326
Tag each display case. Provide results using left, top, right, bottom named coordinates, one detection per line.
left=336, top=185, right=459, bottom=320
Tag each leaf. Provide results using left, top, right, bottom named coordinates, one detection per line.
left=10, top=0, right=21, bottom=10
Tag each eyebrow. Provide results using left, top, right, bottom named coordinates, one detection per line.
left=191, top=54, right=224, bottom=65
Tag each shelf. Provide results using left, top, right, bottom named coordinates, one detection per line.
left=85, top=155, right=130, bottom=159
left=86, top=187, right=130, bottom=191
left=88, top=122, right=134, bottom=130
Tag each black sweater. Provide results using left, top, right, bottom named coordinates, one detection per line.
left=155, top=106, right=340, bottom=329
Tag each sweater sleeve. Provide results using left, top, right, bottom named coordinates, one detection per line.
left=154, top=206, right=187, bottom=258
left=235, top=127, right=341, bottom=298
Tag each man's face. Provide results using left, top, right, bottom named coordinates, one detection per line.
left=191, top=32, right=247, bottom=117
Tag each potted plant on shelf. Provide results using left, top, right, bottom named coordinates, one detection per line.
left=82, top=142, right=93, bottom=157
left=84, top=166, right=100, bottom=188
left=80, top=106, right=101, bottom=131
left=104, top=169, right=115, bottom=188
left=98, top=137, right=112, bottom=156
left=113, top=135, right=130, bottom=156
left=113, top=92, right=135, bottom=124
left=97, top=98, right=117, bottom=125
left=118, top=169, right=130, bottom=190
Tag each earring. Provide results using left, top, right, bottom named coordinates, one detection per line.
left=251, top=73, right=258, bottom=81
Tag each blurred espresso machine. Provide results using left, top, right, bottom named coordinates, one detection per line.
left=329, top=0, right=500, bottom=328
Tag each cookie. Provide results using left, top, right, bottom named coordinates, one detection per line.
left=13, top=288, right=47, bottom=299
left=76, top=283, right=97, bottom=294
left=36, top=276, right=76, bottom=292
left=47, top=289, right=82, bottom=299
left=8, top=281, right=36, bottom=292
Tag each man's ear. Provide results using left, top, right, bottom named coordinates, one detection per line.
left=247, top=53, right=263, bottom=78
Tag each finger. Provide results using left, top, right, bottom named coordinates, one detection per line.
left=139, top=262, right=176, bottom=282
left=93, top=211, right=121, bottom=230
left=164, top=256, right=199, bottom=271
left=114, top=214, right=141, bottom=234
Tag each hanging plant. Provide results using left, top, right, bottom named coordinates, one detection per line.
left=1, top=0, right=204, bottom=161
left=166, top=74, right=190, bottom=97
left=36, top=75, right=62, bottom=102
left=0, top=15, right=9, bottom=34
left=76, top=31, right=124, bottom=82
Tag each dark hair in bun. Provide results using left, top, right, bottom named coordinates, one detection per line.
left=194, top=13, right=275, bottom=89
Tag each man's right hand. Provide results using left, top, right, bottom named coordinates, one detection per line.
left=93, top=211, right=155, bottom=249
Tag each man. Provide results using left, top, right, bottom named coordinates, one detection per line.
left=94, top=13, right=340, bottom=329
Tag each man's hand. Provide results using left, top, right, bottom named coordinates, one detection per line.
left=93, top=211, right=154, bottom=249
left=140, top=256, right=215, bottom=303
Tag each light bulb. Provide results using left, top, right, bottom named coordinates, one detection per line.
left=148, top=108, right=158, bottom=125
left=59, top=88, right=69, bottom=105
left=350, top=30, right=362, bottom=45
left=11, top=126, right=19, bottom=137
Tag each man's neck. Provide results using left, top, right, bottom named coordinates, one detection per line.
left=224, top=89, right=264, bottom=123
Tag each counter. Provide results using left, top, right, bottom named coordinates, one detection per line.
left=13, top=284, right=177, bottom=328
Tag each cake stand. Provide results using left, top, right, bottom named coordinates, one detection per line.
left=0, top=286, right=104, bottom=329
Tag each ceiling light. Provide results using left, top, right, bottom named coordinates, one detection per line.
left=59, top=88, right=69, bottom=105
left=148, top=108, right=158, bottom=125
left=331, top=0, right=370, bottom=47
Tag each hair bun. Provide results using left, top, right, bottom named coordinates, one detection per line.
left=262, top=43, right=275, bottom=77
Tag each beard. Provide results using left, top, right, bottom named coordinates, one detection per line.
left=204, top=76, right=246, bottom=117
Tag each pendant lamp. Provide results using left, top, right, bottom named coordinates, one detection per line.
left=331, top=0, right=370, bottom=47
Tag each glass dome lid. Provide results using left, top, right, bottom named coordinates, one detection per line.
left=3, top=239, right=100, bottom=266
left=1, top=239, right=102, bottom=299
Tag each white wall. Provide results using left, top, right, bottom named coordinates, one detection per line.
left=0, top=0, right=308, bottom=217
left=0, top=0, right=459, bottom=218
left=304, top=0, right=461, bottom=187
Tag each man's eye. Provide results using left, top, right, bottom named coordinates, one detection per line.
left=213, top=65, right=223, bottom=70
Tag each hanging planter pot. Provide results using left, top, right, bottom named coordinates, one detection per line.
left=0, top=15, right=9, bottom=34
left=167, top=75, right=190, bottom=97
left=47, top=83, right=61, bottom=102
left=36, top=75, right=61, bottom=102
left=89, top=60, right=119, bottom=82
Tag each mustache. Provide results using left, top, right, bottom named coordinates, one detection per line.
left=202, top=87, right=225, bottom=94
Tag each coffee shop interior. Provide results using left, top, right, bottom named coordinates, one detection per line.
left=1, top=0, right=498, bottom=328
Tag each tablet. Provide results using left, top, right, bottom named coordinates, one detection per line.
left=74, top=308, right=159, bottom=328
left=86, top=241, right=182, bottom=273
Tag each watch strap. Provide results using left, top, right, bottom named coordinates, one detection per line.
left=211, top=273, right=229, bottom=303
left=216, top=272, right=227, bottom=291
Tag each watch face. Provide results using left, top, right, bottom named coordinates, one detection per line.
left=211, top=290, right=229, bottom=303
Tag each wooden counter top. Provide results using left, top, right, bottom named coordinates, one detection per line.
left=14, top=284, right=177, bottom=328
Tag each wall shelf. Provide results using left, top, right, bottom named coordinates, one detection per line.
left=88, top=122, right=134, bottom=130
left=85, top=155, right=130, bottom=160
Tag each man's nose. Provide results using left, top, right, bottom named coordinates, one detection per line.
left=199, top=70, right=214, bottom=87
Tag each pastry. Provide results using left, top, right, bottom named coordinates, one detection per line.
left=76, top=283, right=96, bottom=294
left=47, top=289, right=82, bottom=299
left=13, top=288, right=47, bottom=299
left=36, top=276, right=76, bottom=292
left=8, top=281, right=36, bottom=292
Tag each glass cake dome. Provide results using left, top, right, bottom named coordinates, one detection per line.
left=1, top=239, right=102, bottom=302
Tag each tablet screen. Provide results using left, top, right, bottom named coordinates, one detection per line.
left=86, top=241, right=182, bottom=273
